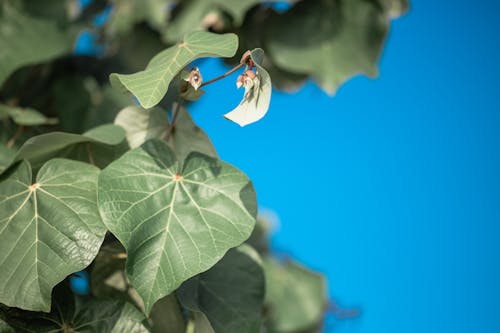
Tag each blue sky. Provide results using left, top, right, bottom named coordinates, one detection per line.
left=189, top=1, right=500, bottom=332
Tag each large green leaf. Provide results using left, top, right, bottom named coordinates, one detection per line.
left=98, top=139, right=257, bottom=313
left=224, top=48, right=272, bottom=126
left=1, top=124, right=127, bottom=173
left=178, top=245, right=265, bottom=333
left=0, top=146, right=15, bottom=174
left=263, top=258, right=328, bottom=332
left=0, top=159, right=106, bottom=312
left=110, top=31, right=238, bottom=109
left=0, top=104, right=57, bottom=126
left=1, top=285, right=150, bottom=332
left=265, top=0, right=408, bottom=95
left=0, top=4, right=73, bottom=86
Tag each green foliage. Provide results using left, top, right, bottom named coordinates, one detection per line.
left=0, top=0, right=406, bottom=331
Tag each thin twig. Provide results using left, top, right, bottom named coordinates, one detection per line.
left=7, top=125, right=24, bottom=149
left=200, top=63, right=244, bottom=88
left=164, top=99, right=183, bottom=141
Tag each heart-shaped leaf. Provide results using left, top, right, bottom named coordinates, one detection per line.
left=0, top=4, right=72, bottom=86
left=265, top=0, right=408, bottom=95
left=178, top=245, right=265, bottom=333
left=224, top=49, right=272, bottom=127
left=98, top=140, right=257, bottom=313
left=110, top=31, right=238, bottom=109
left=0, top=159, right=106, bottom=312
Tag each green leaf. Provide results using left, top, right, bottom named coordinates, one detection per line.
left=0, top=4, right=73, bottom=86
left=110, top=31, right=238, bottom=109
left=0, top=146, right=15, bottom=174
left=263, top=258, right=328, bottom=332
left=0, top=159, right=106, bottom=312
left=0, top=318, right=14, bottom=333
left=265, top=0, right=406, bottom=95
left=0, top=104, right=58, bottom=126
left=115, top=106, right=168, bottom=149
left=106, top=0, right=172, bottom=36
left=163, top=0, right=260, bottom=43
left=98, top=139, right=257, bottom=313
left=178, top=245, right=265, bottom=333
left=150, top=294, right=186, bottom=333
left=166, top=105, right=218, bottom=163
left=224, top=49, right=272, bottom=127
left=3, top=124, right=127, bottom=173
left=1, top=285, right=150, bottom=332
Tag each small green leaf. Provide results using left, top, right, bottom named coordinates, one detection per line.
left=0, top=104, right=58, bottom=126
left=0, top=159, right=106, bottom=312
left=263, top=258, right=328, bottom=332
left=265, top=0, right=407, bottom=95
left=224, top=49, right=272, bottom=127
left=178, top=245, right=265, bottom=333
left=166, top=106, right=218, bottom=164
left=0, top=4, right=73, bottom=86
left=98, top=140, right=257, bottom=313
left=2, top=124, right=127, bottom=173
left=0, top=146, right=15, bottom=174
left=115, top=106, right=168, bottom=149
left=110, top=31, right=238, bottom=109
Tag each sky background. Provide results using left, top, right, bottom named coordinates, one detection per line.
left=187, top=1, right=500, bottom=332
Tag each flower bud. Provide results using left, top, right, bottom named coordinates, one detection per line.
left=188, top=67, right=202, bottom=90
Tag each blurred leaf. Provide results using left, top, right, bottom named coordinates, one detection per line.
left=149, top=294, right=186, bottom=333
left=2, top=124, right=127, bottom=173
left=114, top=106, right=168, bottom=149
left=97, top=140, right=257, bottom=313
left=263, top=258, right=328, bottom=332
left=0, top=159, right=105, bottom=312
left=224, top=48, right=272, bottom=126
left=84, top=84, right=133, bottom=130
left=0, top=4, right=73, bottom=87
left=245, top=217, right=271, bottom=254
left=188, top=312, right=216, bottom=333
left=178, top=245, right=265, bottom=333
left=164, top=0, right=261, bottom=43
left=110, top=31, right=238, bottom=109
left=265, top=0, right=405, bottom=95
left=0, top=105, right=57, bottom=126
left=166, top=105, right=218, bottom=164
left=107, top=0, right=172, bottom=36
left=0, top=318, right=14, bottom=333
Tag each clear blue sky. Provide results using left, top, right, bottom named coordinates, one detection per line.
left=190, top=1, right=500, bottom=332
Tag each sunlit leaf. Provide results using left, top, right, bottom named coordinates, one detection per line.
left=0, top=4, right=73, bottom=86
left=98, top=139, right=257, bottom=313
left=224, top=48, right=272, bottom=126
left=265, top=0, right=407, bottom=95
left=178, top=245, right=265, bottom=333
left=263, top=258, right=328, bottom=332
left=110, top=31, right=238, bottom=109
left=0, top=159, right=105, bottom=311
left=114, top=106, right=168, bottom=149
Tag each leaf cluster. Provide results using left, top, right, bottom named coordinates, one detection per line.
left=0, top=0, right=406, bottom=332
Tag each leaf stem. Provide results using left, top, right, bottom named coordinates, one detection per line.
left=200, top=63, right=244, bottom=88
left=7, top=125, right=24, bottom=149
left=164, top=99, right=184, bottom=141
